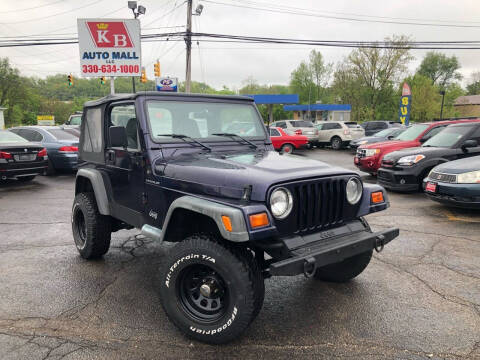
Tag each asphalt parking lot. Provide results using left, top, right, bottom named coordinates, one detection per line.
left=0, top=149, right=479, bottom=360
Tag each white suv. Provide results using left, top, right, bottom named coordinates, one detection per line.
left=315, top=121, right=365, bottom=150
left=270, top=120, right=319, bottom=147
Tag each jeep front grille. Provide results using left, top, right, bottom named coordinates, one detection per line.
left=429, top=171, right=457, bottom=183
left=293, top=178, right=346, bottom=233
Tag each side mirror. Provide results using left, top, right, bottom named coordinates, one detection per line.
left=109, top=126, right=128, bottom=148
left=387, top=135, right=394, bottom=140
left=462, top=139, right=478, bottom=150
left=419, top=137, right=428, bottom=143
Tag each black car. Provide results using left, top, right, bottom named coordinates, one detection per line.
left=0, top=130, right=48, bottom=182
left=423, top=156, right=480, bottom=208
left=10, top=126, right=79, bottom=174
left=377, top=123, right=480, bottom=192
left=350, top=127, right=406, bottom=150
left=70, top=92, right=399, bottom=344
left=361, top=120, right=403, bottom=136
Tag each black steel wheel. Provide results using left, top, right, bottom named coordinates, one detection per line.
left=159, top=234, right=262, bottom=344
left=71, top=193, right=111, bottom=259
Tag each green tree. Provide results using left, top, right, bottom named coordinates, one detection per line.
left=466, top=71, right=480, bottom=95
left=417, top=51, right=462, bottom=89
left=401, top=74, right=440, bottom=122
left=289, top=61, right=315, bottom=103
left=309, top=50, right=333, bottom=101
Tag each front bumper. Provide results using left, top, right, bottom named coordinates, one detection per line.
left=267, top=220, right=399, bottom=276
left=354, top=156, right=380, bottom=174
left=423, top=179, right=480, bottom=209
left=377, top=167, right=421, bottom=192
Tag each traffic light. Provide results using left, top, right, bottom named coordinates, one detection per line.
left=100, top=76, right=106, bottom=85
left=140, top=67, right=147, bottom=83
left=154, top=61, right=160, bottom=77
left=67, top=74, right=73, bottom=86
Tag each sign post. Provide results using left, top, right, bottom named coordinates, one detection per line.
left=398, top=83, right=412, bottom=126
left=77, top=19, right=142, bottom=93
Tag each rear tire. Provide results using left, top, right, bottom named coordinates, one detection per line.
left=331, top=136, right=342, bottom=150
left=46, top=160, right=56, bottom=176
left=72, top=192, right=111, bottom=259
left=159, top=235, right=262, bottom=344
left=281, top=143, right=294, bottom=154
left=313, top=250, right=373, bottom=283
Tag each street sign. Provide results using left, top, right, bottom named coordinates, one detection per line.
left=77, top=19, right=141, bottom=77
left=37, top=115, right=55, bottom=125
left=156, top=77, right=178, bottom=92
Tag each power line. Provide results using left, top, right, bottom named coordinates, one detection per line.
left=0, top=0, right=67, bottom=14
left=202, top=0, right=480, bottom=29
left=0, top=0, right=108, bottom=25
left=229, top=0, right=480, bottom=25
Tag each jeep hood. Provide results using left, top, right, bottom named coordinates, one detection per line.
left=155, top=150, right=357, bottom=201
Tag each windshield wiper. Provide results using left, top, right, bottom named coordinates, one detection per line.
left=157, top=134, right=211, bottom=152
left=211, top=133, right=258, bottom=149
left=422, top=145, right=437, bottom=147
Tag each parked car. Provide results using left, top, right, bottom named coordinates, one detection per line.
left=315, top=121, right=365, bottom=150
left=350, top=127, right=406, bottom=150
left=65, top=112, right=82, bottom=127
left=71, top=91, right=398, bottom=344
left=377, top=122, right=480, bottom=192
left=354, top=118, right=480, bottom=175
left=423, top=155, right=480, bottom=209
left=0, top=130, right=48, bottom=182
left=9, top=126, right=79, bottom=174
left=269, top=126, right=308, bottom=153
left=361, top=121, right=403, bottom=136
left=270, top=120, right=319, bottom=147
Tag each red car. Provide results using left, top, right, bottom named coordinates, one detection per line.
left=269, top=127, right=308, bottom=153
left=354, top=118, right=480, bottom=175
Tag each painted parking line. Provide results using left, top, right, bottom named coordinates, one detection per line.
left=442, top=209, right=480, bottom=223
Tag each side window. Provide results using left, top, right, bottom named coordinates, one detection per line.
left=18, top=129, right=37, bottom=142
left=422, top=126, right=445, bottom=141
left=83, top=107, right=103, bottom=153
left=468, top=127, right=480, bottom=143
left=333, top=123, right=342, bottom=129
left=276, top=121, right=286, bottom=129
left=269, top=128, right=280, bottom=136
left=322, top=123, right=333, bottom=130
left=110, top=104, right=138, bottom=150
left=30, top=130, right=43, bottom=142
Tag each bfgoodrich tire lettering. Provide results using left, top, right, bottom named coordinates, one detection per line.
left=71, top=192, right=111, bottom=259
left=159, top=235, right=259, bottom=344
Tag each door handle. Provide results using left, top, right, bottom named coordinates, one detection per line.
left=107, top=150, right=115, bottom=162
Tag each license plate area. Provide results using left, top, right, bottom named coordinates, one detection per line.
left=14, top=154, right=36, bottom=162
left=425, top=182, right=437, bottom=193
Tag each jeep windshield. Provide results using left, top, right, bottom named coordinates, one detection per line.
left=146, top=101, right=266, bottom=143
left=394, top=124, right=429, bottom=141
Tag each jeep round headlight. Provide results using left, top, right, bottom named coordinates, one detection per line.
left=346, top=177, right=363, bottom=205
left=270, top=188, right=293, bottom=219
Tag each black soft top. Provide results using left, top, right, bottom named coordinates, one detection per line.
left=84, top=91, right=254, bottom=108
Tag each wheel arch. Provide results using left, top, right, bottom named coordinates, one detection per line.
left=75, top=168, right=110, bottom=215
left=160, top=196, right=249, bottom=243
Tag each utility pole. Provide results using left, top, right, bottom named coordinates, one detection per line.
left=185, top=0, right=193, bottom=93
left=440, top=90, right=446, bottom=120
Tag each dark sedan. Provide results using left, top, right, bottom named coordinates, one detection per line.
left=9, top=126, right=79, bottom=174
left=377, top=122, right=480, bottom=192
left=0, top=130, right=48, bottom=182
left=350, top=127, right=406, bottom=150
left=423, top=156, right=480, bottom=208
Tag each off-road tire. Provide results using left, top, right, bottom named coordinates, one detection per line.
left=331, top=136, right=342, bottom=150
left=159, top=234, right=261, bottom=344
left=235, top=248, right=265, bottom=321
left=72, top=192, right=111, bottom=259
left=313, top=250, right=373, bottom=283
left=17, top=175, right=36, bottom=182
left=281, top=143, right=294, bottom=154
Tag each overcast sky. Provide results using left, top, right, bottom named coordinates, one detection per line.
left=1, top=0, right=479, bottom=90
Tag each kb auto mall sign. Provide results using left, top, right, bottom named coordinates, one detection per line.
left=77, top=19, right=141, bottom=77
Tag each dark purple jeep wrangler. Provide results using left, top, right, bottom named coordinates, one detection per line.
left=72, top=92, right=399, bottom=344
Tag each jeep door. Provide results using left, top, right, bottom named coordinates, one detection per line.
left=105, top=102, right=145, bottom=218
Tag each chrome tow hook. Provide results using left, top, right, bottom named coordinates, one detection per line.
left=303, top=257, right=317, bottom=278
left=375, top=234, right=385, bottom=253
